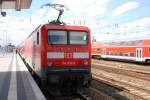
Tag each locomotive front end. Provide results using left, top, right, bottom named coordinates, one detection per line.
left=41, top=25, right=91, bottom=88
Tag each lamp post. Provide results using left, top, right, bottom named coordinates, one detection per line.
left=0, top=38, right=2, bottom=51
left=136, top=25, right=139, bottom=33
left=3, top=30, right=7, bottom=46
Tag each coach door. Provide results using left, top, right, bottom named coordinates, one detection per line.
left=102, top=48, right=106, bottom=58
left=136, top=48, right=142, bottom=61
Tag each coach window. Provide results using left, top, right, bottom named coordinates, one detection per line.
left=106, top=52, right=109, bottom=55
left=113, top=53, right=115, bottom=55
left=113, top=52, right=115, bottom=55
left=37, top=31, right=39, bottom=45
left=116, top=53, right=118, bottom=56
left=130, top=53, right=134, bottom=57
left=120, top=53, right=123, bottom=56
left=117, top=53, right=119, bottom=56
left=148, top=48, right=150, bottom=52
left=110, top=52, right=113, bottom=55
left=124, top=53, right=128, bottom=56
left=106, top=52, right=108, bottom=55
left=109, top=52, right=111, bottom=55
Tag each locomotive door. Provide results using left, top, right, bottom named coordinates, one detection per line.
left=136, top=48, right=142, bottom=61
left=32, top=31, right=39, bottom=69
left=32, top=41, right=36, bottom=69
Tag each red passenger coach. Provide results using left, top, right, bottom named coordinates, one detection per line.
left=18, top=24, right=91, bottom=88
left=91, top=43, right=103, bottom=59
left=92, top=40, right=150, bottom=64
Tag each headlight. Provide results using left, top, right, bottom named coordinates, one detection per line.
left=48, top=61, right=52, bottom=66
left=84, top=60, right=88, bottom=65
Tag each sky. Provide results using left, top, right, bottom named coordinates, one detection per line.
left=0, top=0, right=150, bottom=45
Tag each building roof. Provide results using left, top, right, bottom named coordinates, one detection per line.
left=0, top=0, right=32, bottom=10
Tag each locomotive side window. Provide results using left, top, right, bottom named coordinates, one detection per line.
left=69, top=31, right=87, bottom=45
left=48, top=30, right=67, bottom=44
left=37, top=31, right=39, bottom=45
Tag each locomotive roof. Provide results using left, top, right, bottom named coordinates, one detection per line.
left=42, top=24, right=90, bottom=31
left=18, top=24, right=90, bottom=47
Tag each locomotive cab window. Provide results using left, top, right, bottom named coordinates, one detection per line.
left=48, top=30, right=88, bottom=45
left=69, top=31, right=87, bottom=45
left=48, top=30, right=67, bottom=44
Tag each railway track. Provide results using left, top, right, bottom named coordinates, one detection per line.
left=92, top=71, right=150, bottom=100
left=42, top=86, right=115, bottom=100
left=23, top=55, right=115, bottom=100
left=92, top=77, right=146, bottom=100
left=91, top=59, right=150, bottom=99
left=75, top=91, right=92, bottom=100
left=30, top=71, right=115, bottom=100
left=92, top=62, right=150, bottom=82
left=92, top=59, right=150, bottom=73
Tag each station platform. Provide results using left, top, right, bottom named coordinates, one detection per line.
left=0, top=52, right=46, bottom=100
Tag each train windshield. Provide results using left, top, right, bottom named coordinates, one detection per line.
left=48, top=30, right=88, bottom=45
left=48, top=30, right=67, bottom=44
left=69, top=31, right=87, bottom=45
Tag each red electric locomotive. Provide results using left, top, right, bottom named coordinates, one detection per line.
left=17, top=4, right=91, bottom=88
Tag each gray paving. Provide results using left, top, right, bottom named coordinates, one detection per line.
left=8, top=54, right=17, bottom=100
left=0, top=53, right=13, bottom=100
left=0, top=52, right=46, bottom=100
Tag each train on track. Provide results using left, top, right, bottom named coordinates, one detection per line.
left=17, top=4, right=91, bottom=89
left=92, top=40, right=150, bottom=64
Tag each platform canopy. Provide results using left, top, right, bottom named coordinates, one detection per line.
left=0, top=0, right=32, bottom=11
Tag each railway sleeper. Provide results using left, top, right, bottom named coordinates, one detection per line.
left=76, top=91, right=92, bottom=100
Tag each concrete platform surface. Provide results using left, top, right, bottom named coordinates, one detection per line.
left=0, top=52, right=46, bottom=100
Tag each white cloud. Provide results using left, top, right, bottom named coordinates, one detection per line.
left=0, top=8, right=49, bottom=46
left=53, top=0, right=109, bottom=18
left=119, top=17, right=150, bottom=33
left=1, top=0, right=147, bottom=45
left=112, top=1, right=139, bottom=17
left=53, top=0, right=92, bottom=13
